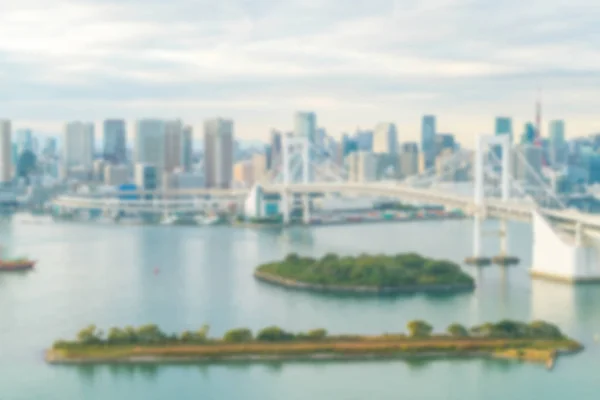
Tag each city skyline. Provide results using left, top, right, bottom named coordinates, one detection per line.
left=1, top=0, right=599, bottom=142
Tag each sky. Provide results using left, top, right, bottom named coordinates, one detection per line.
left=1, top=0, right=600, bottom=145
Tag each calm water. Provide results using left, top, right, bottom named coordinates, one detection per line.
left=1, top=219, right=600, bottom=400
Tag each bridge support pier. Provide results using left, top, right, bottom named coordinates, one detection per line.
left=302, top=194, right=311, bottom=225
left=281, top=190, right=290, bottom=225
left=491, top=219, right=520, bottom=266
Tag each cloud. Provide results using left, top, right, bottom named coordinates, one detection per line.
left=1, top=0, right=600, bottom=142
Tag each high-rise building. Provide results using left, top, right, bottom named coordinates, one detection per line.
left=549, top=120, right=565, bottom=145
left=64, top=121, right=95, bottom=169
left=204, top=118, right=234, bottom=189
left=294, top=112, right=316, bottom=144
left=269, top=129, right=282, bottom=170
left=549, top=120, right=566, bottom=167
left=346, top=151, right=377, bottom=182
left=16, top=129, right=33, bottom=155
left=399, top=142, right=419, bottom=178
left=373, top=122, right=398, bottom=154
left=164, top=119, right=183, bottom=172
left=181, top=125, right=193, bottom=172
left=355, top=130, right=373, bottom=152
left=521, top=123, right=536, bottom=144
left=134, top=163, right=158, bottom=191
left=0, top=120, right=12, bottom=184
left=43, top=137, right=57, bottom=159
left=103, top=119, right=126, bottom=164
left=421, top=115, right=436, bottom=168
left=512, top=144, right=543, bottom=187
left=495, top=117, right=513, bottom=144
left=135, top=119, right=166, bottom=174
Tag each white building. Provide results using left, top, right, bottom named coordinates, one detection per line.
left=0, top=120, right=12, bottom=184
left=204, top=118, right=234, bottom=188
left=373, top=122, right=398, bottom=154
left=64, top=121, right=95, bottom=170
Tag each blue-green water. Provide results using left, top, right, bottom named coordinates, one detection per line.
left=1, top=219, right=600, bottom=399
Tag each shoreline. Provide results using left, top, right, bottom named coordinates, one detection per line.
left=45, top=345, right=580, bottom=367
left=234, top=215, right=466, bottom=229
left=253, top=271, right=475, bottom=294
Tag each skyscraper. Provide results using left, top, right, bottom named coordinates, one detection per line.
left=181, top=125, right=193, bottom=172
left=421, top=115, right=436, bottom=168
left=0, top=120, right=12, bottom=184
left=373, top=122, right=398, bottom=154
left=164, top=119, right=183, bottom=172
left=294, top=112, right=317, bottom=181
left=495, top=117, right=513, bottom=143
left=294, top=112, right=316, bottom=144
left=269, top=129, right=282, bottom=170
left=103, top=119, right=126, bottom=164
left=135, top=119, right=166, bottom=173
left=204, top=118, right=234, bottom=189
left=64, top=121, right=95, bottom=169
left=549, top=120, right=566, bottom=166
left=16, top=129, right=33, bottom=155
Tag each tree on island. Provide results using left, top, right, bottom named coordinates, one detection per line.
left=447, top=323, right=469, bottom=337
left=77, top=325, right=104, bottom=344
left=257, top=326, right=295, bottom=342
left=407, top=320, right=433, bottom=337
left=223, top=328, right=253, bottom=343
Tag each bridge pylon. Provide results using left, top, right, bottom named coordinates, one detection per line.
left=465, top=134, right=519, bottom=267
left=280, top=134, right=310, bottom=225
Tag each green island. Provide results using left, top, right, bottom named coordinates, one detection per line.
left=46, top=320, right=582, bottom=367
left=254, top=253, right=475, bottom=294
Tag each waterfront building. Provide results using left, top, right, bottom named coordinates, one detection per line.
left=373, top=122, right=398, bottom=154
left=103, top=119, right=126, bottom=164
left=104, top=164, right=129, bottom=186
left=204, top=118, right=234, bottom=189
left=421, top=115, right=436, bottom=169
left=0, top=120, right=12, bottom=184
left=134, top=163, right=158, bottom=191
left=135, top=119, right=166, bottom=183
left=64, top=121, right=95, bottom=170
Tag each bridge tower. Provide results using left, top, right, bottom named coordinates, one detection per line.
left=281, top=135, right=311, bottom=225
left=468, top=134, right=513, bottom=266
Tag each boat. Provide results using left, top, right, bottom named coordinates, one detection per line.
left=195, top=215, right=220, bottom=226
left=12, top=212, right=54, bottom=224
left=0, top=246, right=36, bottom=271
left=161, top=215, right=178, bottom=225
left=0, top=259, right=36, bottom=271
